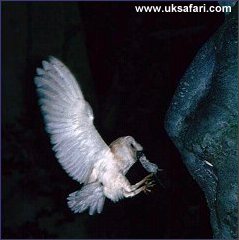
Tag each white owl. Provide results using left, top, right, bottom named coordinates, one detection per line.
left=34, top=56, right=159, bottom=215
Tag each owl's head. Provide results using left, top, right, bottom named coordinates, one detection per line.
left=110, top=136, right=143, bottom=156
left=109, top=136, right=143, bottom=174
left=125, top=136, right=143, bottom=152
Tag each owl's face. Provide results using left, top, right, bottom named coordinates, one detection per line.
left=109, top=136, right=143, bottom=174
left=112, top=136, right=143, bottom=158
left=124, top=136, right=143, bottom=157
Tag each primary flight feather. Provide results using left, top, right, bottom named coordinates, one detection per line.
left=35, top=56, right=159, bottom=215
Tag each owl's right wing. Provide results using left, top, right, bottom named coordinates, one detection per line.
left=34, top=56, right=113, bottom=184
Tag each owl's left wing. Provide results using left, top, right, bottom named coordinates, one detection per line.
left=34, top=56, right=112, bottom=183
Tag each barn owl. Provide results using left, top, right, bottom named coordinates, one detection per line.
left=34, top=56, right=160, bottom=215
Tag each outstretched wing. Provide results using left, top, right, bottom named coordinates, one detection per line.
left=35, top=56, right=111, bottom=183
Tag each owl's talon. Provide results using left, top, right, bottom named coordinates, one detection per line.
left=145, top=174, right=154, bottom=183
left=143, top=179, right=156, bottom=194
left=144, top=173, right=153, bottom=181
left=143, top=187, right=152, bottom=194
left=146, top=180, right=156, bottom=187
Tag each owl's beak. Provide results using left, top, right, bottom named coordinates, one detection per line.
left=136, top=151, right=144, bottom=160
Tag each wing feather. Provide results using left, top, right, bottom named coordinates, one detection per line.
left=35, top=56, right=112, bottom=183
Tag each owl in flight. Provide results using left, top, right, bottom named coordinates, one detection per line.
left=35, top=56, right=160, bottom=215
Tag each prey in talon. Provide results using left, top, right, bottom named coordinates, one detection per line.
left=34, top=56, right=161, bottom=215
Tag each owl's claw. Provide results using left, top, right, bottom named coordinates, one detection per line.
left=144, top=173, right=154, bottom=183
left=146, top=173, right=154, bottom=179
left=143, top=179, right=156, bottom=194
left=147, top=181, right=156, bottom=187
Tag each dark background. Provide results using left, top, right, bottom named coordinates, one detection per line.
left=2, top=1, right=224, bottom=238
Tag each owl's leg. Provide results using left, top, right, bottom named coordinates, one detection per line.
left=123, top=178, right=155, bottom=198
left=131, top=173, right=154, bottom=191
left=123, top=186, right=145, bottom=198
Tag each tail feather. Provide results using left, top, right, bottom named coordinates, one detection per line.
left=67, top=182, right=105, bottom=215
